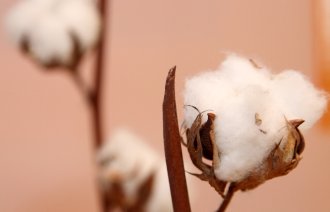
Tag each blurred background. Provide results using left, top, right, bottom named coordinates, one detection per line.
left=0, top=0, right=329, bottom=211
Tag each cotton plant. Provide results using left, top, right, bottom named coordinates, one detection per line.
left=177, top=55, right=327, bottom=210
left=6, top=0, right=101, bottom=68
left=98, top=128, right=174, bottom=212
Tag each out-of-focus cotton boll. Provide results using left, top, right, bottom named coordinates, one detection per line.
left=28, top=15, right=73, bottom=66
left=5, top=0, right=101, bottom=67
left=98, top=128, right=173, bottom=211
left=57, top=0, right=100, bottom=51
left=98, top=128, right=160, bottom=201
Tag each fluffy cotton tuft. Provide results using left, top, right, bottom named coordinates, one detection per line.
left=98, top=128, right=172, bottom=212
left=183, top=55, right=327, bottom=182
left=5, top=0, right=101, bottom=67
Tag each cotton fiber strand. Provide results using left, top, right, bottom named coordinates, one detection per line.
left=183, top=55, right=327, bottom=182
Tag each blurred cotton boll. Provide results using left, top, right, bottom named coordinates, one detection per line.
left=5, top=0, right=101, bottom=68
left=97, top=128, right=173, bottom=212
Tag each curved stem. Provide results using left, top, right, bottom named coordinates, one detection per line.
left=217, top=183, right=236, bottom=212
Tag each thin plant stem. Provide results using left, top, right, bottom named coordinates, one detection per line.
left=92, top=0, right=108, bottom=149
left=163, top=67, right=191, bottom=212
left=93, top=0, right=110, bottom=211
left=217, top=183, right=236, bottom=212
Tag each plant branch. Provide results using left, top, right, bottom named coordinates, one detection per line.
left=92, top=0, right=108, bottom=149
left=217, top=183, right=236, bottom=212
left=162, top=67, right=191, bottom=212
left=93, top=0, right=109, bottom=211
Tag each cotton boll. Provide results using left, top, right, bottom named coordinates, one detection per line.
left=270, top=70, right=328, bottom=130
left=6, top=0, right=101, bottom=68
left=28, top=15, right=73, bottom=66
left=98, top=128, right=160, bottom=198
left=5, top=1, right=47, bottom=45
left=57, top=0, right=101, bottom=51
left=183, top=54, right=327, bottom=184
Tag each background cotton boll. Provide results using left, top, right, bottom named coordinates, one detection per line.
left=5, top=0, right=46, bottom=45
left=57, top=0, right=101, bottom=51
left=28, top=15, right=73, bottom=66
left=98, top=128, right=162, bottom=207
left=270, top=70, right=328, bottom=130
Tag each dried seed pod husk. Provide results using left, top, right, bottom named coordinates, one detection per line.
left=185, top=112, right=226, bottom=196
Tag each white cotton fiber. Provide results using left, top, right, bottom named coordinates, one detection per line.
left=183, top=55, right=327, bottom=182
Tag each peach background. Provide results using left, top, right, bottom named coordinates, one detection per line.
left=0, top=0, right=330, bottom=212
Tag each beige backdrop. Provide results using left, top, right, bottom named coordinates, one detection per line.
left=1, top=0, right=329, bottom=211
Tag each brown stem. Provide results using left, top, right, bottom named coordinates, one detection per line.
left=93, top=0, right=110, bottom=211
left=163, top=67, right=191, bottom=212
left=217, top=183, right=236, bottom=212
left=92, top=0, right=108, bottom=149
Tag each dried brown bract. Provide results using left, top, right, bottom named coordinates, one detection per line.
left=184, top=107, right=227, bottom=197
